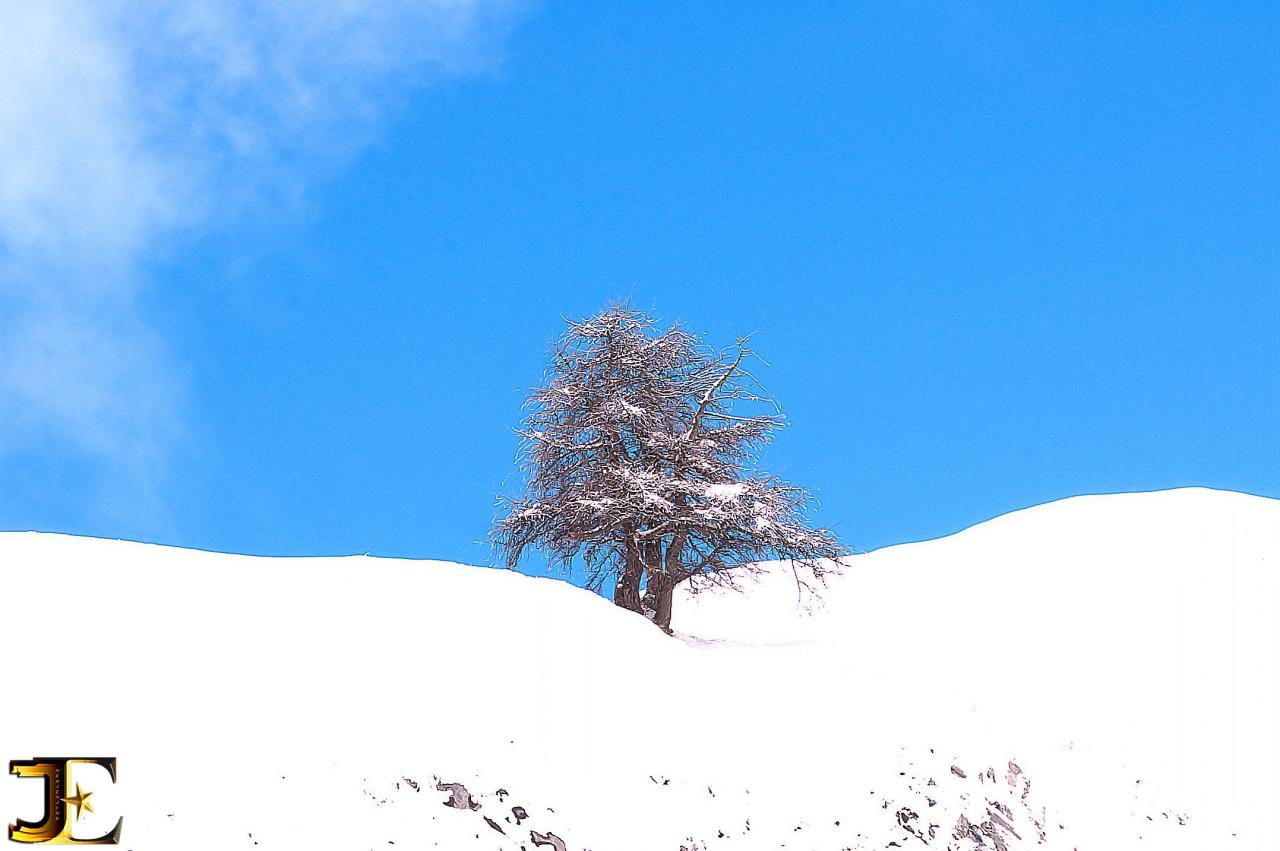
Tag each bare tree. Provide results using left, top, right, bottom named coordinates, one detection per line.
left=493, top=305, right=841, bottom=632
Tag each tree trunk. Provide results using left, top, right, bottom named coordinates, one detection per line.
left=651, top=533, right=684, bottom=634
left=638, top=539, right=672, bottom=632
left=651, top=579, right=674, bottom=633
left=613, top=539, right=643, bottom=613
left=637, top=535, right=681, bottom=634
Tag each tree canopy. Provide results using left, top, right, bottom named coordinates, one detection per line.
left=494, top=305, right=841, bottom=632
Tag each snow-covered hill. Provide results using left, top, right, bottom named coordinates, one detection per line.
left=0, top=487, right=1275, bottom=850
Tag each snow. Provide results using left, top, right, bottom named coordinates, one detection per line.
left=705, top=482, right=747, bottom=501
left=0, top=487, right=1276, bottom=850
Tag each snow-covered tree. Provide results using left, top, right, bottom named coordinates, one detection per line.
left=493, top=305, right=841, bottom=632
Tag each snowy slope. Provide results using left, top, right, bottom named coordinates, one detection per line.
left=0, top=487, right=1276, bottom=850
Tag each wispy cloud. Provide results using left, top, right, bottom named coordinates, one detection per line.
left=0, top=1, right=521, bottom=530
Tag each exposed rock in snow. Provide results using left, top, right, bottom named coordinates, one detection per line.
left=437, top=780, right=482, bottom=811
left=531, top=829, right=568, bottom=850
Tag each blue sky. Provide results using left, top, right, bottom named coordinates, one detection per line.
left=1, top=2, right=1276, bottom=582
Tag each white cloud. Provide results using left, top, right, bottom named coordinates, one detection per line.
left=0, top=0, right=520, bottom=529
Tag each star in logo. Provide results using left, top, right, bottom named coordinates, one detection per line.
left=61, top=782, right=95, bottom=822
